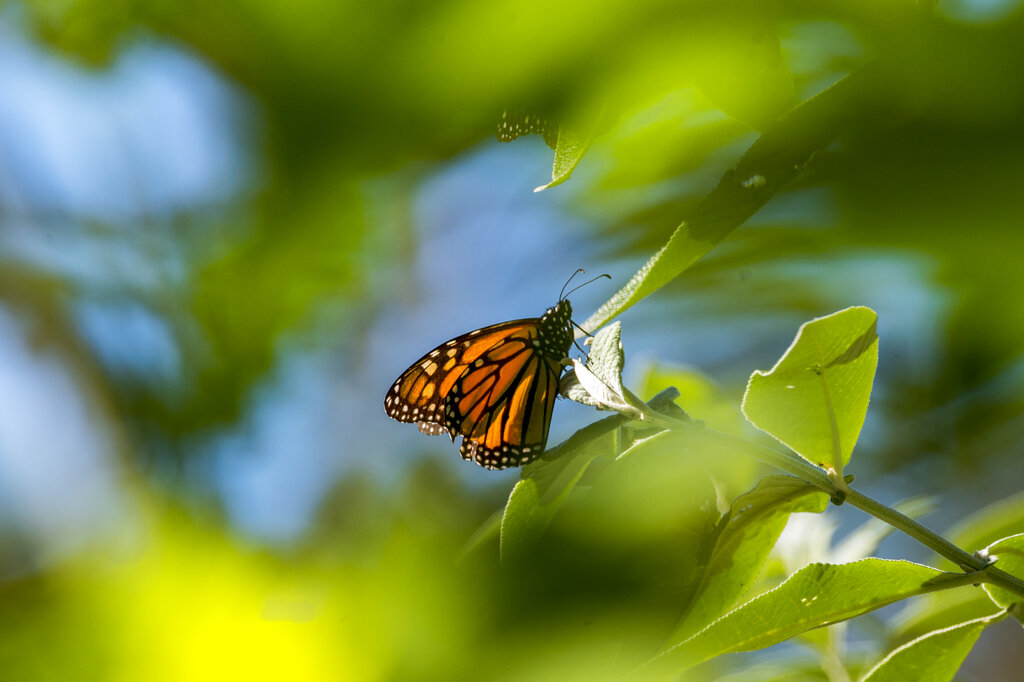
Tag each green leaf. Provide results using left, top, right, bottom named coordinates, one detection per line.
left=981, top=533, right=1024, bottom=610
left=742, top=307, right=879, bottom=473
left=669, top=476, right=829, bottom=644
left=712, top=659, right=852, bottom=682
left=860, top=613, right=1005, bottom=682
left=898, top=493, right=1024, bottom=638
left=550, top=427, right=720, bottom=609
left=580, top=64, right=885, bottom=333
left=496, top=109, right=558, bottom=148
left=562, top=363, right=623, bottom=410
left=500, top=388, right=678, bottom=561
left=500, top=419, right=620, bottom=562
left=585, top=322, right=625, bottom=395
left=561, top=323, right=629, bottom=410
left=644, top=559, right=952, bottom=675
left=890, top=588, right=1002, bottom=647
left=558, top=366, right=599, bottom=406
left=534, top=108, right=606, bottom=192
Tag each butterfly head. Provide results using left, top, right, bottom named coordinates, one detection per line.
left=539, top=299, right=574, bottom=357
left=543, top=298, right=572, bottom=322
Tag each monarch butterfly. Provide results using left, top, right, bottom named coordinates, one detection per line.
left=383, top=272, right=607, bottom=470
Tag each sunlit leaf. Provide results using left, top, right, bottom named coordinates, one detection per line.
left=860, top=612, right=1004, bottom=682
left=894, top=493, right=1024, bottom=639
left=668, top=475, right=829, bottom=644
left=742, top=307, right=878, bottom=473
left=558, top=366, right=598, bottom=405
left=585, top=321, right=625, bottom=395
left=981, top=533, right=1024, bottom=611
left=581, top=65, right=885, bottom=333
left=644, top=559, right=952, bottom=675
left=562, top=322, right=628, bottom=409
left=534, top=108, right=607, bottom=192
left=889, top=588, right=1003, bottom=647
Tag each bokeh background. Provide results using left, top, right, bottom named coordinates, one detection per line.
left=1, top=0, right=1023, bottom=679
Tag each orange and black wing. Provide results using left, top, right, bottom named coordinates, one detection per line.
left=447, top=333, right=562, bottom=469
left=383, top=318, right=543, bottom=432
left=384, top=318, right=564, bottom=470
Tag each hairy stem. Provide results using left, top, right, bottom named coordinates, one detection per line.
left=843, top=488, right=1024, bottom=598
left=626, top=401, right=1024, bottom=600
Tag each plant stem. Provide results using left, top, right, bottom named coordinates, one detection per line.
left=623, top=387, right=833, bottom=487
left=842, top=488, right=980, bottom=569
left=691, top=427, right=835, bottom=491
left=649, top=421, right=1024, bottom=600
left=843, top=488, right=1024, bottom=598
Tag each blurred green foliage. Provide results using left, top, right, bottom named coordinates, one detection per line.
left=3, top=0, right=1024, bottom=679
left=16, top=0, right=1024, bottom=465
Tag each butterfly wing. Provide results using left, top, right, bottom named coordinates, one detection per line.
left=449, top=345, right=563, bottom=469
left=383, top=318, right=543, bottom=434
left=385, top=300, right=574, bottom=470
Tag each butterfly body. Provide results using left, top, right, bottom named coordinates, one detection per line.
left=384, top=299, right=573, bottom=470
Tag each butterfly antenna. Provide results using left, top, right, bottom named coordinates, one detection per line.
left=559, top=268, right=586, bottom=300
left=563, top=273, right=611, bottom=300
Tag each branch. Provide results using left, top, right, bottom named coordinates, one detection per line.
left=611, top=395, right=1024, bottom=601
